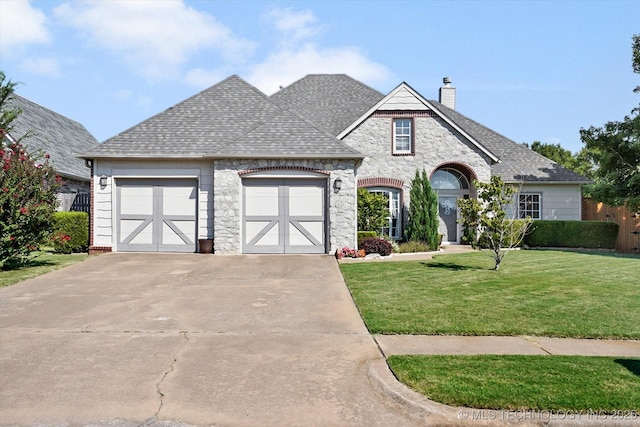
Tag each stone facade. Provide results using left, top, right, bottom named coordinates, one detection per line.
left=343, top=115, right=493, bottom=239
left=345, top=116, right=492, bottom=197
left=213, top=159, right=358, bottom=254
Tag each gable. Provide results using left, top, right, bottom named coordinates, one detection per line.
left=377, top=86, right=429, bottom=111
left=338, top=82, right=500, bottom=163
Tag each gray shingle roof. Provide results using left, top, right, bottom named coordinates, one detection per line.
left=270, top=74, right=385, bottom=136
left=426, top=101, right=590, bottom=183
left=81, top=75, right=362, bottom=160
left=6, top=95, right=99, bottom=181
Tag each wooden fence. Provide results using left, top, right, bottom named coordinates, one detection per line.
left=582, top=198, right=640, bottom=254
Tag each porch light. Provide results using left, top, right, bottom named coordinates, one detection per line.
left=333, top=178, right=342, bottom=192
left=99, top=175, right=108, bottom=188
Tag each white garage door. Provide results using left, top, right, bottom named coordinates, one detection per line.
left=243, top=179, right=326, bottom=254
left=116, top=179, right=197, bottom=252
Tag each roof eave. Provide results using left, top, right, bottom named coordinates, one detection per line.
left=203, top=153, right=365, bottom=160
left=503, top=180, right=592, bottom=185
left=76, top=153, right=207, bottom=160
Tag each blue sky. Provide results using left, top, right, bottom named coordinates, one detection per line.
left=1, top=0, right=638, bottom=153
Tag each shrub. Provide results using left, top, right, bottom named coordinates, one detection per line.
left=525, top=220, right=618, bottom=249
left=1, top=141, right=62, bottom=269
left=405, top=169, right=440, bottom=250
left=357, top=230, right=377, bottom=247
left=398, top=241, right=432, bottom=253
left=51, top=211, right=89, bottom=254
left=359, top=237, right=393, bottom=256
left=357, top=188, right=388, bottom=233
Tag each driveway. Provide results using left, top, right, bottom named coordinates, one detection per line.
left=0, top=254, right=419, bottom=426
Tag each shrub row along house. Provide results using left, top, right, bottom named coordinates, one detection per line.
left=79, top=75, right=589, bottom=254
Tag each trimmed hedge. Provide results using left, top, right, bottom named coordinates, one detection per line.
left=524, top=220, right=618, bottom=249
left=51, top=211, right=89, bottom=254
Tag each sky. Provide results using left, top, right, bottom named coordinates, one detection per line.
left=1, top=0, right=639, bottom=154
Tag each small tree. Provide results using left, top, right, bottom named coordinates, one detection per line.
left=357, top=187, right=388, bottom=233
left=405, top=169, right=440, bottom=250
left=1, top=71, right=62, bottom=269
left=457, top=176, right=532, bottom=270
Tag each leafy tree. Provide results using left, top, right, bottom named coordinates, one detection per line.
left=404, top=169, right=440, bottom=250
left=357, top=187, right=388, bottom=233
left=579, top=35, right=640, bottom=212
left=0, top=71, right=22, bottom=134
left=457, top=176, right=532, bottom=270
left=523, top=141, right=595, bottom=179
left=1, top=71, right=62, bottom=269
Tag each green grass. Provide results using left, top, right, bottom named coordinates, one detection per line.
left=340, top=250, right=640, bottom=338
left=0, top=251, right=89, bottom=287
left=388, top=355, right=640, bottom=412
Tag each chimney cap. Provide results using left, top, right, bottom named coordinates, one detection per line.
left=443, top=77, right=452, bottom=85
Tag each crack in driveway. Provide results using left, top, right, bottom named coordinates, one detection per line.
left=152, top=331, right=190, bottom=420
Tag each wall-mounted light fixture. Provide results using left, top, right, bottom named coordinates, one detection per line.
left=333, top=177, right=342, bottom=192
left=99, top=175, right=108, bottom=189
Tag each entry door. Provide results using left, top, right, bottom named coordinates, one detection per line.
left=243, top=179, right=326, bottom=254
left=438, top=196, right=458, bottom=243
left=117, top=179, right=197, bottom=252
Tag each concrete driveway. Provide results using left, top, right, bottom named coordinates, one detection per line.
left=0, top=254, right=419, bottom=426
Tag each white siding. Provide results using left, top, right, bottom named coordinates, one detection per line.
left=92, top=159, right=214, bottom=250
left=521, top=184, right=583, bottom=220
left=377, top=87, right=429, bottom=110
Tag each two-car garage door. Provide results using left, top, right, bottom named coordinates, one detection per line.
left=115, top=177, right=327, bottom=254
left=242, top=178, right=327, bottom=254
left=116, top=179, right=197, bottom=252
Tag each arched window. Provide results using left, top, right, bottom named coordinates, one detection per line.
left=430, top=169, right=469, bottom=190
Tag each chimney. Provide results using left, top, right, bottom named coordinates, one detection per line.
left=439, top=77, right=456, bottom=110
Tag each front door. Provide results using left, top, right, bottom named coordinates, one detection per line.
left=438, top=196, right=458, bottom=243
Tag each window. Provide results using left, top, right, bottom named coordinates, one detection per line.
left=519, top=193, right=541, bottom=219
left=393, top=118, right=412, bottom=154
left=369, top=188, right=402, bottom=239
left=430, top=169, right=469, bottom=190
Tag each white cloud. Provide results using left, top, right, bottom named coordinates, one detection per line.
left=19, top=57, right=61, bottom=77
left=184, top=68, right=228, bottom=89
left=263, top=7, right=319, bottom=45
left=54, top=0, right=256, bottom=80
left=247, top=43, right=392, bottom=95
left=0, top=0, right=50, bottom=53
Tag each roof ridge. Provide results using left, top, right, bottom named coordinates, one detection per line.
left=101, top=75, right=267, bottom=144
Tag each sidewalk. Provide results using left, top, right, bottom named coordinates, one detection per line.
left=375, top=335, right=640, bottom=357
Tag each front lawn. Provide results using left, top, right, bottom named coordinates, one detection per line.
left=388, top=355, right=640, bottom=412
left=0, top=251, right=89, bottom=287
left=340, top=250, right=640, bottom=339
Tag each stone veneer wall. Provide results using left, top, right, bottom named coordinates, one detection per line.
left=213, top=159, right=357, bottom=254
left=344, top=115, right=493, bottom=202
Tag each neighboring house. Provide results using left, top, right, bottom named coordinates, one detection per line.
left=5, top=94, right=99, bottom=211
left=79, top=74, right=588, bottom=254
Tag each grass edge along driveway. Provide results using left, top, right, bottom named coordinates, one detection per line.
left=0, top=251, right=89, bottom=287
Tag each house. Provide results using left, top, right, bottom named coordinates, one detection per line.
left=79, top=74, right=588, bottom=254
left=5, top=94, right=99, bottom=211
